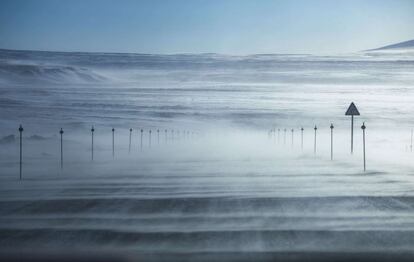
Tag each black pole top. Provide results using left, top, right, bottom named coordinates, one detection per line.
left=330, top=123, right=334, bottom=129
left=19, top=125, right=23, bottom=132
left=91, top=126, right=95, bottom=132
left=314, top=125, right=317, bottom=130
left=361, top=122, right=366, bottom=130
left=60, top=128, right=64, bottom=134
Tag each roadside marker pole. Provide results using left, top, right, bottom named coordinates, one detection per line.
left=60, top=128, right=64, bottom=169
left=149, top=130, right=152, bottom=148
left=112, top=128, right=115, bottom=159
left=330, top=124, right=334, bottom=160
left=91, top=126, right=94, bottom=161
left=278, top=129, right=280, bottom=144
left=301, top=127, right=304, bottom=151
left=129, top=128, right=132, bottom=154
left=140, top=129, right=143, bottom=151
left=165, top=129, right=168, bottom=144
left=314, top=125, right=317, bottom=154
left=362, top=122, right=366, bottom=172
left=19, top=125, right=23, bottom=180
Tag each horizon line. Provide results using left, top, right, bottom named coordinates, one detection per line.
left=1, top=37, right=412, bottom=56
left=1, top=46, right=371, bottom=57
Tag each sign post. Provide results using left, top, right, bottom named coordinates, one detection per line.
left=19, top=125, right=23, bottom=180
left=345, top=102, right=360, bottom=154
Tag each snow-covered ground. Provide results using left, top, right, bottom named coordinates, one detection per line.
left=0, top=49, right=414, bottom=259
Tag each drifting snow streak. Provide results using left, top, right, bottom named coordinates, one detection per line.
left=1, top=149, right=414, bottom=253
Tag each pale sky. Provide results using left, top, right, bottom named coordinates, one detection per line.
left=0, top=0, right=413, bottom=54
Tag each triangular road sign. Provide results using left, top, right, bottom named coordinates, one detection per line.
left=345, top=102, right=360, bottom=116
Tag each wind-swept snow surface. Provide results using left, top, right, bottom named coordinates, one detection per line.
left=1, top=49, right=414, bottom=261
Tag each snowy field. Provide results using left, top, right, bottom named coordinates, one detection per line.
left=0, top=49, right=414, bottom=260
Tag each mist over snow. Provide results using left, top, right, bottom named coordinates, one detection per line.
left=1, top=48, right=414, bottom=259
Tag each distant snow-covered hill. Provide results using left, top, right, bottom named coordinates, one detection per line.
left=368, top=39, right=414, bottom=51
